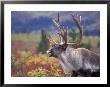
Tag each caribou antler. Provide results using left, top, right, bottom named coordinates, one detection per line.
left=57, top=14, right=83, bottom=46
left=47, top=13, right=83, bottom=47
left=52, top=13, right=67, bottom=45
left=71, top=14, right=83, bottom=45
left=46, top=32, right=58, bottom=46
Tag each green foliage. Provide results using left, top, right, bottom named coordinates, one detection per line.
left=69, top=29, right=77, bottom=42
left=81, top=36, right=100, bottom=49
left=19, top=50, right=32, bottom=59
left=11, top=55, right=16, bottom=68
left=37, top=30, right=49, bottom=54
left=11, top=32, right=40, bottom=42
left=68, top=28, right=100, bottom=49
left=12, top=32, right=100, bottom=49
left=11, top=52, right=66, bottom=77
left=12, top=50, right=32, bottom=71
left=11, top=32, right=100, bottom=77
left=27, top=68, right=48, bottom=77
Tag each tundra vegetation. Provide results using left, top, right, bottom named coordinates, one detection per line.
left=11, top=12, right=100, bottom=77
left=11, top=32, right=100, bottom=77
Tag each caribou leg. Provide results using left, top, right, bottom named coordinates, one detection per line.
left=71, top=71, right=79, bottom=77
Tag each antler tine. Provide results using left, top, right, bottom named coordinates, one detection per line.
left=46, top=32, right=58, bottom=46
left=52, top=13, right=67, bottom=45
left=58, top=29, right=67, bottom=45
left=57, top=12, right=67, bottom=45
left=52, top=19, right=63, bottom=44
left=70, top=14, right=83, bottom=45
left=58, top=12, right=59, bottom=22
left=52, top=13, right=83, bottom=46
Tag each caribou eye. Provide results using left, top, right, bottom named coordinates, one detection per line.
left=52, top=44, right=56, bottom=47
left=52, top=44, right=58, bottom=47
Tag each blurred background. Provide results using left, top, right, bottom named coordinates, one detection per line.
left=11, top=11, right=100, bottom=77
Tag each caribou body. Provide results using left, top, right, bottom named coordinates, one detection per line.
left=46, top=13, right=100, bottom=77
left=47, top=45, right=100, bottom=77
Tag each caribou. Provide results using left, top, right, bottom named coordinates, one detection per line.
left=46, top=13, right=100, bottom=77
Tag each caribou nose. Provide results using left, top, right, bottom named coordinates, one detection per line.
left=46, top=50, right=52, bottom=57
left=46, top=50, right=50, bottom=54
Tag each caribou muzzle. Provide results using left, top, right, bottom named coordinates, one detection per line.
left=47, top=50, right=53, bottom=57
